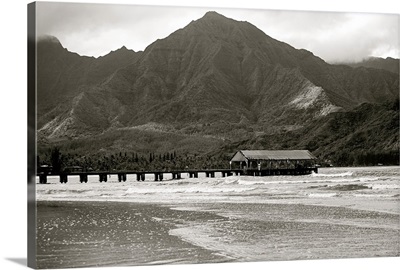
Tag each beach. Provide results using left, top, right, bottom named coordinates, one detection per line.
left=36, top=166, right=400, bottom=268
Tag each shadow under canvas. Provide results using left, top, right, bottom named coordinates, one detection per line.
left=6, top=258, right=27, bottom=267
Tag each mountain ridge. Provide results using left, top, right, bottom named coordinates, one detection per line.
left=341, top=56, right=399, bottom=74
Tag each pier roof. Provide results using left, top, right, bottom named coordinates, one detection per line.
left=231, top=150, right=316, bottom=162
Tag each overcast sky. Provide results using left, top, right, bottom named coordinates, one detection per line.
left=36, top=2, right=399, bottom=63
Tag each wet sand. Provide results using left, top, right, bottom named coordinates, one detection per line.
left=170, top=202, right=400, bottom=261
left=36, top=201, right=231, bottom=269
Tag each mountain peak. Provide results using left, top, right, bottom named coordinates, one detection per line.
left=115, top=45, right=136, bottom=54
left=202, top=11, right=227, bottom=19
left=37, top=35, right=62, bottom=45
left=188, top=11, right=269, bottom=41
left=37, top=35, right=65, bottom=53
left=198, top=11, right=239, bottom=25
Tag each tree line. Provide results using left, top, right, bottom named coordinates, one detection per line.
left=37, top=147, right=231, bottom=174
left=38, top=147, right=398, bottom=175
left=329, top=150, right=399, bottom=167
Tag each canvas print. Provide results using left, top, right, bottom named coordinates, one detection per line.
left=28, top=1, right=399, bottom=269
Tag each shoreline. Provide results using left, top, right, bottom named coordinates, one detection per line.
left=35, top=192, right=400, bottom=216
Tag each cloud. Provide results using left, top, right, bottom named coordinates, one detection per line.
left=36, top=3, right=209, bottom=55
left=36, top=2, right=399, bottom=62
left=233, top=9, right=399, bottom=62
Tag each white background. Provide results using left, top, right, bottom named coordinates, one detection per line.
left=0, top=1, right=399, bottom=270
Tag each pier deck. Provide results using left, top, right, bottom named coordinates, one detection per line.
left=36, top=168, right=318, bottom=184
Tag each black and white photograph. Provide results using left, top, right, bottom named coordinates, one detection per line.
left=2, top=1, right=400, bottom=270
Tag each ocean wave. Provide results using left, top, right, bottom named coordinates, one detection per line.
left=237, top=180, right=269, bottom=186
left=307, top=193, right=338, bottom=198
left=312, top=171, right=353, bottom=177
left=223, top=179, right=239, bottom=185
left=366, top=184, right=400, bottom=190
left=40, top=189, right=88, bottom=195
left=323, top=184, right=370, bottom=191
left=352, top=193, right=398, bottom=198
left=125, top=186, right=255, bottom=194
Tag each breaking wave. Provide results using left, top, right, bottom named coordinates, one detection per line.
left=125, top=186, right=255, bottom=194
left=36, top=166, right=400, bottom=215
left=312, top=171, right=353, bottom=177
left=307, top=193, right=338, bottom=198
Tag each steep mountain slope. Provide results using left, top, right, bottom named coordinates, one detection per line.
left=37, top=12, right=399, bottom=160
left=37, top=35, right=141, bottom=130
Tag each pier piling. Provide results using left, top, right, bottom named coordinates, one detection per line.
left=60, top=174, right=68, bottom=184
left=118, top=173, right=127, bottom=182
left=39, top=174, right=47, bottom=184
left=172, top=173, right=181, bottom=179
left=79, top=174, right=88, bottom=183
left=154, top=173, right=163, bottom=181
left=37, top=167, right=317, bottom=184
left=99, top=173, right=107, bottom=182
left=189, top=172, right=198, bottom=178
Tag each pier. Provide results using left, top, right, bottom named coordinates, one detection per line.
left=37, top=150, right=319, bottom=184
left=36, top=167, right=318, bottom=184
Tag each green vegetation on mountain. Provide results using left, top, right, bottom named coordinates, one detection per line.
left=221, top=99, right=399, bottom=166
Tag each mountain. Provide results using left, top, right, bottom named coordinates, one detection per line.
left=36, top=12, right=399, bottom=164
left=219, top=99, right=399, bottom=166
left=37, top=35, right=141, bottom=131
left=343, top=57, right=399, bottom=74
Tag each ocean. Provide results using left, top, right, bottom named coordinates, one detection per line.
left=36, top=166, right=400, bottom=268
